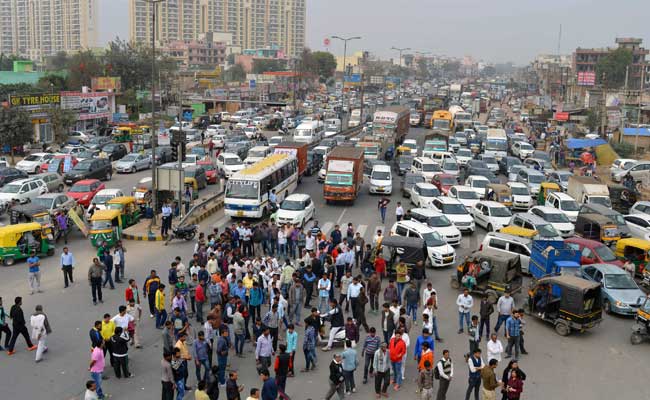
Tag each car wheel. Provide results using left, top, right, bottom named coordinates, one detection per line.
left=131, top=167, right=136, bottom=173
left=57, top=184, right=64, bottom=192
left=105, top=171, right=112, bottom=181
left=3, top=256, right=15, bottom=266
left=487, top=224, right=493, bottom=232
left=554, top=322, right=570, bottom=336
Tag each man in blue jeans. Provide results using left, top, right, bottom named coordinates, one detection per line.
left=456, top=288, right=473, bottom=334
left=216, top=328, right=229, bottom=385
left=194, top=331, right=211, bottom=383
left=494, top=292, right=515, bottom=334
left=377, top=197, right=390, bottom=224
left=504, top=310, right=521, bottom=359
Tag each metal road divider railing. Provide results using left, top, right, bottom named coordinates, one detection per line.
left=178, top=187, right=225, bottom=227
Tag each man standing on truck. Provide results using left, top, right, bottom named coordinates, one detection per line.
left=378, top=197, right=390, bottom=224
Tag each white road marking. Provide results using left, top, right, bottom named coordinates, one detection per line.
left=336, top=208, right=348, bottom=224
left=320, top=222, right=334, bottom=235
left=356, top=224, right=368, bottom=238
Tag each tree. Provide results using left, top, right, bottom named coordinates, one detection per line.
left=47, top=51, right=69, bottom=70
left=0, top=107, right=33, bottom=164
left=65, top=50, right=103, bottom=89
left=47, top=106, right=77, bottom=145
left=310, top=51, right=337, bottom=80
left=596, top=48, right=633, bottom=88
left=224, top=64, right=246, bottom=82
left=252, top=59, right=286, bottom=74
left=585, top=108, right=601, bottom=133
left=0, top=54, right=30, bottom=71
left=37, top=74, right=68, bottom=92
left=0, top=83, right=39, bottom=102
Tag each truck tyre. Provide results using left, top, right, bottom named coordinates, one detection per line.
left=3, top=257, right=14, bottom=266
left=631, top=332, right=644, bottom=345
left=554, top=322, right=570, bottom=336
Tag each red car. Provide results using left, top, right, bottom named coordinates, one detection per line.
left=431, top=173, right=458, bottom=195
left=67, top=179, right=105, bottom=207
left=565, top=237, right=624, bottom=267
left=40, top=155, right=79, bottom=174
left=197, top=160, right=218, bottom=184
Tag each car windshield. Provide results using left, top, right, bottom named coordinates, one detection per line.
left=440, top=176, right=456, bottom=185
left=93, top=195, right=114, bottom=204
left=590, top=197, right=613, bottom=209
left=519, top=143, right=533, bottom=150
left=594, top=245, right=617, bottom=262
left=224, top=157, right=241, bottom=165
left=471, top=161, right=488, bottom=169
left=458, top=190, right=479, bottom=199
left=422, top=231, right=446, bottom=247
left=72, top=161, right=93, bottom=171
left=537, top=224, right=560, bottom=238
left=1, top=184, right=20, bottom=193
left=121, top=154, right=139, bottom=161
left=428, top=215, right=451, bottom=227
left=457, top=150, right=471, bottom=158
left=407, top=176, right=426, bottom=184
left=280, top=200, right=304, bottom=211
left=32, top=197, right=54, bottom=208
left=560, top=200, right=579, bottom=211
left=91, top=220, right=113, bottom=230
left=511, top=186, right=529, bottom=195
left=325, top=173, right=353, bottom=186
left=442, top=203, right=468, bottom=214
left=556, top=173, right=570, bottom=182
left=78, top=151, right=96, bottom=159
left=490, top=207, right=512, bottom=217
left=422, top=164, right=441, bottom=172
left=534, top=152, right=551, bottom=161
left=226, top=180, right=259, bottom=199
left=545, top=212, right=570, bottom=223
left=472, top=179, right=487, bottom=188
left=24, top=155, right=41, bottom=161
left=420, top=187, right=440, bottom=197
left=371, top=171, right=391, bottom=180
left=481, top=156, right=496, bottom=164
left=604, top=274, right=638, bottom=290
left=248, top=150, right=267, bottom=158
left=528, top=174, right=544, bottom=184
left=443, top=162, right=458, bottom=172
left=70, top=184, right=92, bottom=192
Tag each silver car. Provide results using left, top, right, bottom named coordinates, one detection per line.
left=115, top=153, right=152, bottom=173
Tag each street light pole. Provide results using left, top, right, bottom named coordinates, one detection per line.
left=332, top=35, right=361, bottom=124
left=145, top=0, right=166, bottom=231
left=391, top=46, right=411, bottom=103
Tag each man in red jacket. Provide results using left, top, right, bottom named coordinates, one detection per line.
left=388, top=329, right=406, bottom=391
left=195, top=279, right=206, bottom=323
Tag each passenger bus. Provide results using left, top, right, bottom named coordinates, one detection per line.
left=224, top=153, right=298, bottom=218
left=431, top=110, right=453, bottom=132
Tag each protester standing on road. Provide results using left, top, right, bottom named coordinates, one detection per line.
left=87, top=258, right=105, bottom=305
left=29, top=304, right=51, bottom=363
left=388, top=330, right=406, bottom=391
left=377, top=197, right=390, bottom=224
left=468, top=315, right=480, bottom=354
left=27, top=251, right=42, bottom=294
left=479, top=297, right=494, bottom=339
left=102, top=249, right=115, bottom=290
left=487, top=333, right=504, bottom=363
left=6, top=296, right=37, bottom=355
left=61, top=246, right=75, bottom=288
left=155, top=284, right=167, bottom=329
left=465, top=348, right=484, bottom=400
left=144, top=269, right=161, bottom=318
left=114, top=241, right=126, bottom=283
left=341, top=339, right=358, bottom=394
left=325, top=353, right=345, bottom=400
left=110, top=326, right=132, bottom=378
left=88, top=342, right=106, bottom=400
left=456, top=289, right=473, bottom=334
left=418, top=360, right=436, bottom=400
left=395, top=202, right=405, bottom=221
left=501, top=360, right=526, bottom=400
left=504, top=311, right=521, bottom=359
left=494, top=292, right=515, bottom=335
left=161, top=201, right=172, bottom=237
left=480, top=359, right=502, bottom=400
left=0, top=297, right=11, bottom=351
left=435, top=349, right=453, bottom=400
left=367, top=273, right=381, bottom=314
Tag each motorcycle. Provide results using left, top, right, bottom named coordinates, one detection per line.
left=317, top=315, right=353, bottom=349
left=164, top=224, right=198, bottom=245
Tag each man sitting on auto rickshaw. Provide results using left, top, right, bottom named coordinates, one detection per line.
left=458, top=257, right=477, bottom=290
left=623, top=173, right=636, bottom=191
left=533, top=284, right=549, bottom=318
left=487, top=189, right=496, bottom=201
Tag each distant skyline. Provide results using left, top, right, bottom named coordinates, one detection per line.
left=100, top=0, right=650, bottom=65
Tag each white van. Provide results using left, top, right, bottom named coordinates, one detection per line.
left=390, top=220, right=456, bottom=267
left=545, top=191, right=579, bottom=222
left=480, top=232, right=532, bottom=274
left=231, top=109, right=254, bottom=123
left=324, top=118, right=342, bottom=135
left=244, top=146, right=273, bottom=165
left=410, top=157, right=442, bottom=181
left=369, top=164, right=393, bottom=194
left=293, top=121, right=325, bottom=145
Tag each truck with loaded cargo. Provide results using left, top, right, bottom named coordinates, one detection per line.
left=323, top=147, right=365, bottom=204
left=567, top=176, right=611, bottom=207
left=273, top=141, right=308, bottom=178
left=373, top=106, right=410, bottom=146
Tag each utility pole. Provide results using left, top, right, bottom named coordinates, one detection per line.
left=360, top=73, right=365, bottom=124
left=601, top=72, right=607, bottom=138
left=177, top=86, right=184, bottom=217
left=391, top=46, right=411, bottom=103
left=332, top=35, right=361, bottom=124
left=622, top=66, right=629, bottom=135
left=635, top=66, right=646, bottom=153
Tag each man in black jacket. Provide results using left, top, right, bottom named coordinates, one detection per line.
left=6, top=296, right=36, bottom=355
left=324, top=353, right=345, bottom=400
left=110, top=327, right=132, bottom=378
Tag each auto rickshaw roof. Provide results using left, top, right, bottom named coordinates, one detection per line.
left=540, top=182, right=561, bottom=189
left=577, top=213, right=615, bottom=225
left=538, top=274, right=601, bottom=291
left=107, top=196, right=136, bottom=205
left=487, top=183, right=510, bottom=192
left=468, top=248, right=519, bottom=265
left=11, top=204, right=50, bottom=216
left=499, top=225, right=538, bottom=238
left=381, top=235, right=425, bottom=249
left=90, top=209, right=122, bottom=221
left=0, top=222, right=43, bottom=235
left=616, top=237, right=650, bottom=251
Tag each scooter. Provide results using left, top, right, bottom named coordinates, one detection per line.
left=317, top=316, right=352, bottom=348
left=164, top=224, right=197, bottom=245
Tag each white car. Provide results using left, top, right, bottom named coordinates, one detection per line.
left=465, top=175, right=490, bottom=199
left=454, top=149, right=473, bottom=166
left=529, top=206, right=575, bottom=238
left=478, top=155, right=499, bottom=173
left=68, top=130, right=91, bottom=143
left=409, top=208, right=462, bottom=246
left=206, top=124, right=226, bottom=136
left=268, top=136, right=284, bottom=148
left=610, top=158, right=637, bottom=176
left=243, top=126, right=261, bottom=139
left=471, top=201, right=513, bottom=232
left=216, top=153, right=245, bottom=178
left=235, top=118, right=252, bottom=129
left=430, top=197, right=475, bottom=233
left=511, top=141, right=535, bottom=159
left=448, top=185, right=480, bottom=208
left=252, top=116, right=267, bottom=127
left=0, top=177, right=48, bottom=207
left=390, top=220, right=456, bottom=267
left=275, top=193, right=316, bottom=227
left=244, top=146, right=272, bottom=165
left=369, top=165, right=393, bottom=194
left=91, top=188, right=125, bottom=210
left=507, top=182, right=532, bottom=210
left=545, top=192, right=579, bottom=222
left=410, top=183, right=441, bottom=208
left=211, top=134, right=227, bottom=149
left=16, top=153, right=54, bottom=174
left=623, top=214, right=650, bottom=241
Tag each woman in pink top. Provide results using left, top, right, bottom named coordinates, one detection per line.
left=88, top=342, right=106, bottom=399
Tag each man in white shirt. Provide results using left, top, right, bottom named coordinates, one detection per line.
left=466, top=348, right=484, bottom=400
left=456, top=288, right=473, bottom=334
left=305, top=231, right=316, bottom=253
left=206, top=254, right=218, bottom=274
left=111, top=305, right=135, bottom=331
left=494, top=292, right=515, bottom=334
left=422, top=283, right=436, bottom=307
left=486, top=333, right=503, bottom=362
left=395, top=202, right=404, bottom=221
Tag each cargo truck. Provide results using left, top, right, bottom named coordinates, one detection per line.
left=567, top=176, right=611, bottom=207
left=323, top=147, right=365, bottom=204
left=273, top=141, right=308, bottom=178
left=348, top=109, right=362, bottom=127
left=373, top=106, right=410, bottom=146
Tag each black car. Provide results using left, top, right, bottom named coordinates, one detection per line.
left=100, top=143, right=129, bottom=161
left=396, top=155, right=414, bottom=176
left=498, top=156, right=522, bottom=175
left=84, top=136, right=112, bottom=150
left=0, top=167, right=28, bottom=187
left=63, top=158, right=112, bottom=185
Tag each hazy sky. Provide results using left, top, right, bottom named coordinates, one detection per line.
left=100, top=0, right=650, bottom=64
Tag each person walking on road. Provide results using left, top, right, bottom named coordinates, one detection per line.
left=456, top=289, right=473, bottom=334
left=27, top=251, right=42, bottom=294
left=377, top=197, right=390, bottom=224
left=341, top=339, right=358, bottom=394
left=61, top=246, right=75, bottom=288
left=486, top=334, right=504, bottom=363
left=395, top=202, right=405, bottom=221
left=504, top=311, right=521, bottom=359
left=110, top=326, right=132, bottom=378
left=126, top=299, right=142, bottom=348
left=0, top=297, right=11, bottom=351
left=144, top=269, right=161, bottom=318
left=418, top=360, right=436, bottom=400
left=161, top=351, right=175, bottom=400
left=388, top=330, right=406, bottom=391
left=324, top=353, right=345, bottom=400
left=155, top=284, right=167, bottom=329
left=468, top=315, right=480, bottom=355
left=161, top=201, right=172, bottom=237
left=88, top=258, right=105, bottom=305
left=6, top=296, right=37, bottom=355
left=494, top=292, right=515, bottom=335
left=30, top=304, right=51, bottom=362
left=114, top=241, right=126, bottom=283
left=435, top=349, right=453, bottom=400
left=88, top=341, right=106, bottom=400
left=102, top=249, right=115, bottom=290
left=56, top=210, right=70, bottom=244
left=372, top=342, right=390, bottom=398
left=465, top=348, right=484, bottom=400
left=479, top=297, right=494, bottom=339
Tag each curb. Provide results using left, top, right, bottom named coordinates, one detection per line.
left=186, top=200, right=224, bottom=226
left=122, top=231, right=165, bottom=242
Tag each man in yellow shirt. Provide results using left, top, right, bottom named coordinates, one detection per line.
left=194, top=380, right=210, bottom=400
left=101, top=313, right=116, bottom=368
left=395, top=261, right=409, bottom=304
left=242, top=271, right=256, bottom=297
left=155, top=284, right=167, bottom=329
left=175, top=332, right=192, bottom=387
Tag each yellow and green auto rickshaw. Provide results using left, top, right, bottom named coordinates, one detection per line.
left=89, top=209, right=123, bottom=248
left=0, top=222, right=55, bottom=266
left=112, top=127, right=133, bottom=143
left=537, top=182, right=561, bottom=205
left=499, top=225, right=538, bottom=240
left=615, top=238, right=650, bottom=277
left=106, top=196, right=142, bottom=228
left=485, top=183, right=512, bottom=207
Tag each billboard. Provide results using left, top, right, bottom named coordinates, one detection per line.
left=9, top=93, right=60, bottom=107
left=344, top=74, right=362, bottom=87
left=577, top=71, right=596, bottom=86
left=61, top=92, right=110, bottom=114
left=91, top=77, right=122, bottom=91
